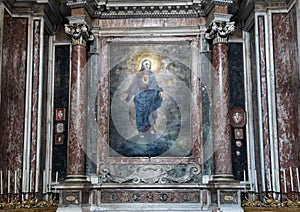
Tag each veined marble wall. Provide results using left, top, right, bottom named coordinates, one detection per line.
left=247, top=2, right=300, bottom=193
left=0, top=9, right=28, bottom=192
left=0, top=6, right=50, bottom=194
left=272, top=5, right=300, bottom=191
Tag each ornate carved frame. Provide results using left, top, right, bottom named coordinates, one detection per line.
left=95, top=33, right=204, bottom=185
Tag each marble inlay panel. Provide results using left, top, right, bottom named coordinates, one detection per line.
left=101, top=189, right=201, bottom=203
left=220, top=191, right=238, bottom=204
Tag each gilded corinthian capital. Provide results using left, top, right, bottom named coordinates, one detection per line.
left=65, top=23, right=94, bottom=46
left=205, top=21, right=235, bottom=44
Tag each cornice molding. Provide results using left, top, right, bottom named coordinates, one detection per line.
left=2, top=0, right=66, bottom=34
left=236, top=0, right=296, bottom=31
left=66, top=0, right=234, bottom=19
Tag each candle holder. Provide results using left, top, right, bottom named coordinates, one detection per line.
left=291, top=191, right=295, bottom=201
left=262, top=191, right=281, bottom=208
left=242, top=189, right=300, bottom=209
left=0, top=193, right=19, bottom=209
left=0, top=191, right=58, bottom=209
left=281, top=193, right=297, bottom=208
left=255, top=191, right=260, bottom=203
left=34, top=192, right=58, bottom=208
left=242, top=191, right=264, bottom=207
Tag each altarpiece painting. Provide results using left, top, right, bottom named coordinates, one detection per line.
left=97, top=37, right=205, bottom=184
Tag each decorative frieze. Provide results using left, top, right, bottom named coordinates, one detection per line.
left=101, top=189, right=201, bottom=203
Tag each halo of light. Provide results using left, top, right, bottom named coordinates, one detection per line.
left=132, top=52, right=162, bottom=72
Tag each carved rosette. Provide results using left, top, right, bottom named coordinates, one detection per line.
left=65, top=23, right=94, bottom=46
left=205, top=21, right=235, bottom=44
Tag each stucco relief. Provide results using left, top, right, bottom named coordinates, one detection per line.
left=99, top=164, right=201, bottom=184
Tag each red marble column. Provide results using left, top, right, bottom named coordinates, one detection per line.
left=67, top=44, right=87, bottom=180
left=65, top=23, right=94, bottom=182
left=212, top=42, right=232, bottom=178
left=206, top=21, right=235, bottom=181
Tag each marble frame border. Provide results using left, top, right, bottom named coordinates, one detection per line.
left=96, top=35, right=203, bottom=168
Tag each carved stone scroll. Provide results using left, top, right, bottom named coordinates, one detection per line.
left=99, top=164, right=202, bottom=184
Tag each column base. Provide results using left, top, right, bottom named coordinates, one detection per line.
left=65, top=174, right=88, bottom=183
left=55, top=183, right=91, bottom=210
left=206, top=178, right=246, bottom=212
left=210, top=174, right=238, bottom=183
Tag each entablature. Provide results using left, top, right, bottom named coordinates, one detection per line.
left=66, top=0, right=234, bottom=19
left=1, top=0, right=67, bottom=34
